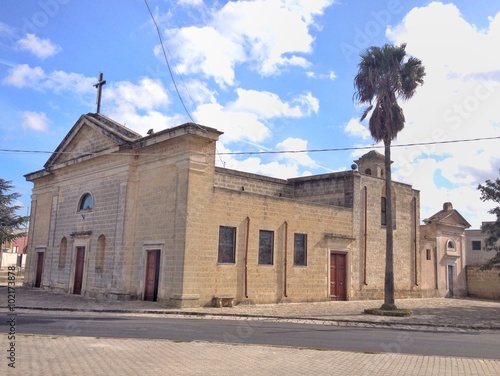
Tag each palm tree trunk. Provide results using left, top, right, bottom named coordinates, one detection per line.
left=382, top=141, right=396, bottom=310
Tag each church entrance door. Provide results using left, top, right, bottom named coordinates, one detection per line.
left=330, top=252, right=347, bottom=301
left=144, top=250, right=160, bottom=301
left=73, top=247, right=85, bottom=295
left=35, top=252, right=44, bottom=288
left=448, top=265, right=454, bottom=296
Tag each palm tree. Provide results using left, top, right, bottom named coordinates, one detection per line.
left=353, top=43, right=425, bottom=310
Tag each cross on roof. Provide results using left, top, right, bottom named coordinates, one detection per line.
left=93, top=72, right=106, bottom=114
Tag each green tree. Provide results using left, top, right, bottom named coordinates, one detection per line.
left=478, top=172, right=500, bottom=269
left=0, top=178, right=29, bottom=251
left=353, top=43, right=425, bottom=310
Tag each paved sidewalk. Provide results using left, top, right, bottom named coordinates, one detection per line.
left=1, top=287, right=500, bottom=375
left=1, top=286, right=499, bottom=330
left=2, top=335, right=500, bottom=376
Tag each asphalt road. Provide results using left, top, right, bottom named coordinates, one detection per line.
left=3, top=312, right=500, bottom=359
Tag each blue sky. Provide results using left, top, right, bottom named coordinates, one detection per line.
left=1, top=0, right=499, bottom=228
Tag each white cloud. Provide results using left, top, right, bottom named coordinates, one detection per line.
left=2, top=64, right=44, bottom=87
left=387, top=2, right=500, bottom=76
left=381, top=1, right=500, bottom=227
left=46, top=71, right=97, bottom=94
left=276, top=137, right=317, bottom=168
left=178, top=0, right=203, bottom=5
left=21, top=111, right=49, bottom=131
left=344, top=117, right=370, bottom=139
left=215, top=143, right=300, bottom=179
left=17, top=34, right=61, bottom=59
left=294, top=92, right=319, bottom=115
left=180, top=79, right=217, bottom=106
left=195, top=102, right=271, bottom=143
left=3, top=66, right=177, bottom=135
left=164, top=0, right=334, bottom=87
left=228, top=89, right=318, bottom=118
left=165, top=26, right=245, bottom=87
left=2, top=64, right=95, bottom=93
left=104, top=78, right=176, bottom=135
left=0, top=22, right=13, bottom=34
left=106, top=78, right=170, bottom=112
left=307, top=70, right=337, bottom=80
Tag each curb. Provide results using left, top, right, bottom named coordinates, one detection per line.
left=5, top=305, right=499, bottom=332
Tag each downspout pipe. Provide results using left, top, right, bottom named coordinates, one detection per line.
left=244, top=216, right=250, bottom=298
left=284, top=221, right=288, bottom=298
left=414, top=197, right=418, bottom=286
left=363, top=186, right=368, bottom=285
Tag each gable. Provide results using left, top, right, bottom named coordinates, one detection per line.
left=424, top=203, right=471, bottom=229
left=52, top=124, right=118, bottom=166
left=436, top=211, right=469, bottom=228
left=44, top=113, right=142, bottom=169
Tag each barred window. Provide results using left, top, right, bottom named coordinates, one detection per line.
left=472, top=241, right=481, bottom=251
left=218, top=226, right=236, bottom=263
left=294, top=233, right=307, bottom=266
left=258, top=230, right=274, bottom=265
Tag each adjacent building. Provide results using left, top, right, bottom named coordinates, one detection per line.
left=465, top=223, right=497, bottom=266
left=419, top=202, right=471, bottom=297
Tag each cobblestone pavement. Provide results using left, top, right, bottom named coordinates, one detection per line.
left=1, top=287, right=500, bottom=375
left=1, top=335, right=499, bottom=376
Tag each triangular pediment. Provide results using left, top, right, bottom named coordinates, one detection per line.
left=424, top=202, right=471, bottom=229
left=437, top=211, right=469, bottom=227
left=44, top=113, right=142, bottom=169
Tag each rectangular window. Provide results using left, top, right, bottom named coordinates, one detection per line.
left=218, top=226, right=236, bottom=263
left=381, top=197, right=387, bottom=226
left=426, top=249, right=431, bottom=260
left=471, top=240, right=482, bottom=251
left=294, top=233, right=307, bottom=266
left=258, top=230, right=274, bottom=265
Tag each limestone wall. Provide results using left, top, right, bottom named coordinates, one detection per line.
left=187, top=186, right=354, bottom=306
left=351, top=175, right=421, bottom=300
left=467, top=266, right=500, bottom=299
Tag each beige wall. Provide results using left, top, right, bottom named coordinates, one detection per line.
left=467, top=266, right=500, bottom=299
left=352, top=175, right=421, bottom=300
left=190, top=187, right=354, bottom=306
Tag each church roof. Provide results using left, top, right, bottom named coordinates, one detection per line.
left=423, top=202, right=471, bottom=228
left=43, top=113, right=142, bottom=169
left=354, top=150, right=385, bottom=163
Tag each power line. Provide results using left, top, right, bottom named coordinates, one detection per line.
left=217, top=136, right=500, bottom=155
left=144, top=0, right=196, bottom=123
left=1, top=136, right=498, bottom=156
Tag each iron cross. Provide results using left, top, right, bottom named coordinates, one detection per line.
left=93, top=72, right=106, bottom=113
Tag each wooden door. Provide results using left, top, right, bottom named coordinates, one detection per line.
left=35, top=252, right=44, bottom=288
left=448, top=265, right=454, bottom=296
left=73, top=247, right=85, bottom=295
left=144, top=250, right=160, bottom=301
left=330, top=252, right=347, bottom=301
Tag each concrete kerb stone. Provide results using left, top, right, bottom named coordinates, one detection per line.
left=2, top=287, right=499, bottom=333
left=5, top=304, right=499, bottom=332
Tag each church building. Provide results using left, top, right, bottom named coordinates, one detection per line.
left=24, top=113, right=426, bottom=307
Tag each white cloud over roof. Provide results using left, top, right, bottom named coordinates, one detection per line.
left=164, top=0, right=333, bottom=86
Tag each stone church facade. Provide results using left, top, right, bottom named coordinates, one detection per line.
left=24, top=113, right=425, bottom=307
